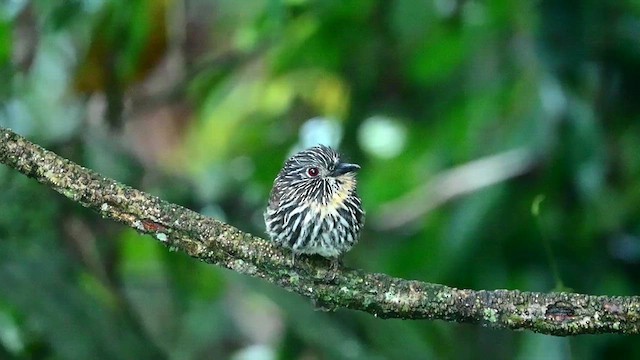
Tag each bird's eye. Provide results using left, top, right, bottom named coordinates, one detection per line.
left=307, top=167, right=320, bottom=177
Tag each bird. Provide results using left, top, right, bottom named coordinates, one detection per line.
left=264, top=145, right=365, bottom=269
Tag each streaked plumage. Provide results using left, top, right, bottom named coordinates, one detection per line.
left=264, top=145, right=365, bottom=261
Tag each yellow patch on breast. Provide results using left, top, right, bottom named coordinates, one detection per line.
left=308, top=175, right=357, bottom=215
left=328, top=176, right=355, bottom=209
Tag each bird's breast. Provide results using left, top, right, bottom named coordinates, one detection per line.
left=312, top=176, right=357, bottom=214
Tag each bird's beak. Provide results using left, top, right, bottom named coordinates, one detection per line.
left=333, top=162, right=360, bottom=176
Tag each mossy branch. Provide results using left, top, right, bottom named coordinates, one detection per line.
left=1, top=127, right=638, bottom=336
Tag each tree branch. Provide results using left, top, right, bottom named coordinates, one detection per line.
left=0, top=126, right=638, bottom=336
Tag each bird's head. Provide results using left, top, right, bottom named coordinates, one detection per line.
left=275, top=145, right=360, bottom=204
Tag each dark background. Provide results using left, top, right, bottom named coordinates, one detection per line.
left=1, top=0, right=640, bottom=359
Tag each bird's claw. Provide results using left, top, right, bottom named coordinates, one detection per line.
left=322, top=258, right=342, bottom=283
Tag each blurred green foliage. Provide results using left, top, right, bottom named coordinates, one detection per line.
left=2, top=0, right=640, bottom=358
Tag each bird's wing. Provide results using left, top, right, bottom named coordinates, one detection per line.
left=268, top=180, right=283, bottom=208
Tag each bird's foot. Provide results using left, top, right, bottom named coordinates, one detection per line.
left=289, top=251, right=297, bottom=267
left=322, top=258, right=342, bottom=283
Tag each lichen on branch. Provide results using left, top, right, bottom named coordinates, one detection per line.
left=1, top=126, right=639, bottom=336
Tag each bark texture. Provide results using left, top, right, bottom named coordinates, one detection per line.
left=1, top=127, right=638, bottom=336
